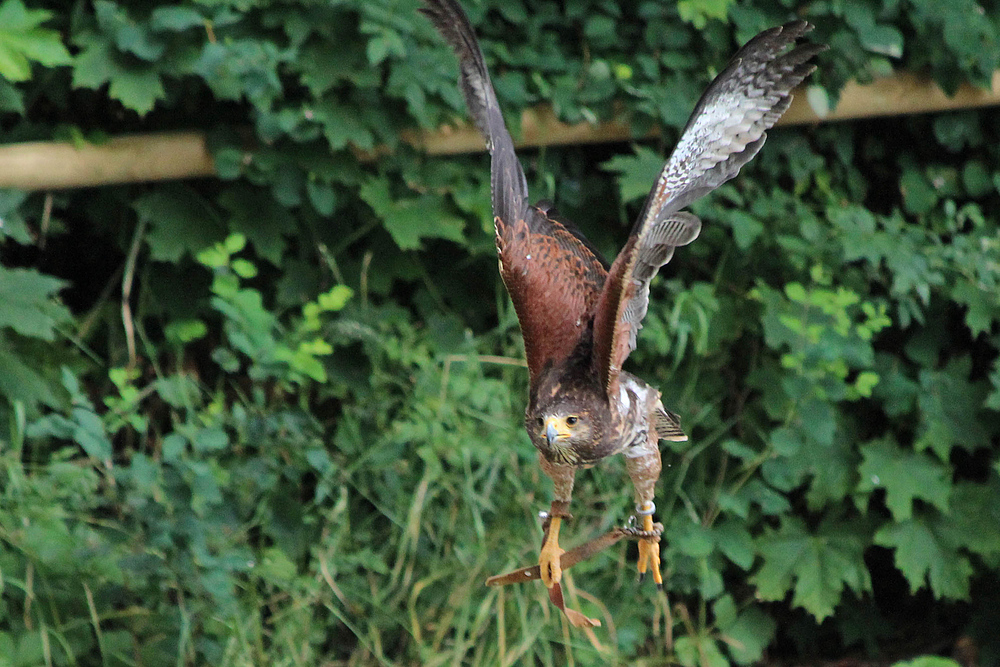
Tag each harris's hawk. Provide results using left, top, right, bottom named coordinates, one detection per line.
left=420, top=0, right=824, bottom=617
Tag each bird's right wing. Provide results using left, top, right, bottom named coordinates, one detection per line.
left=421, top=0, right=610, bottom=383
left=419, top=0, right=528, bottom=225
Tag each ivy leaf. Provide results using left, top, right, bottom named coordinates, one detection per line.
left=360, top=177, right=465, bottom=250
left=753, top=516, right=871, bottom=621
left=0, top=266, right=70, bottom=340
left=875, top=516, right=973, bottom=600
left=0, top=0, right=72, bottom=82
left=857, top=437, right=951, bottom=521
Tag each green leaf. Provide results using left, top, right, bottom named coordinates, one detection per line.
left=149, top=6, right=205, bottom=32
left=939, top=479, right=1000, bottom=560
left=0, top=0, right=72, bottom=82
left=318, top=285, right=353, bottom=312
left=892, top=658, right=962, bottom=667
left=857, top=437, right=951, bottom=521
left=674, top=635, right=729, bottom=667
left=134, top=186, right=225, bottom=262
left=0, top=266, right=70, bottom=340
left=900, top=167, right=939, bottom=215
left=219, top=186, right=293, bottom=265
left=108, top=66, right=165, bottom=115
left=601, top=146, right=663, bottom=203
left=72, top=405, right=113, bottom=462
left=951, top=280, right=997, bottom=337
left=72, top=37, right=165, bottom=115
left=0, top=339, right=62, bottom=408
left=753, top=516, right=871, bottom=621
left=714, top=595, right=776, bottom=665
left=306, top=179, right=336, bottom=216
left=711, top=520, right=755, bottom=570
left=360, top=177, right=465, bottom=250
left=916, top=358, right=990, bottom=458
left=875, top=516, right=973, bottom=600
left=677, top=0, right=734, bottom=29
left=315, top=100, right=376, bottom=151
left=858, top=24, right=904, bottom=58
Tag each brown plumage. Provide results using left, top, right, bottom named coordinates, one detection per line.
left=420, top=0, right=824, bottom=624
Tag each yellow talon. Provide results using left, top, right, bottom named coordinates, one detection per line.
left=637, top=513, right=662, bottom=586
left=539, top=515, right=565, bottom=588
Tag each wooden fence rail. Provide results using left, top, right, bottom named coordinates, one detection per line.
left=1, top=71, right=998, bottom=191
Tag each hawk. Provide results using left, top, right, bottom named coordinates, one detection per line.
left=421, top=0, right=823, bottom=620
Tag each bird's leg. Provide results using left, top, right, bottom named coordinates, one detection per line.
left=634, top=501, right=662, bottom=586
left=625, top=438, right=663, bottom=587
left=538, top=455, right=576, bottom=589
left=539, top=499, right=571, bottom=588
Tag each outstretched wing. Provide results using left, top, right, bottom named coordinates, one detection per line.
left=419, top=0, right=527, bottom=225
left=422, top=0, right=609, bottom=383
left=593, top=21, right=825, bottom=394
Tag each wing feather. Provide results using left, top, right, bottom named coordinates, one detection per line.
left=593, top=21, right=825, bottom=394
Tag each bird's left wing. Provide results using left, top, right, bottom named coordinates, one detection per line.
left=593, top=21, right=825, bottom=395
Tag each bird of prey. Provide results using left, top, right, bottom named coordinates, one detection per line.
left=420, top=0, right=823, bottom=612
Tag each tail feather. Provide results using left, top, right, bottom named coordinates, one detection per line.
left=656, top=406, right=688, bottom=443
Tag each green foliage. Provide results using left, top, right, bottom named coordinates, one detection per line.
left=0, top=0, right=70, bottom=82
left=1, top=0, right=1000, bottom=665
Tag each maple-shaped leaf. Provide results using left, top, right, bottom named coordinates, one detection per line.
left=916, top=357, right=991, bottom=458
left=857, top=437, right=952, bottom=521
left=134, top=185, right=225, bottom=263
left=219, top=185, right=294, bottom=266
left=0, top=266, right=70, bottom=340
left=602, top=146, right=667, bottom=203
left=875, top=516, right=973, bottom=600
left=951, top=281, right=996, bottom=337
left=752, top=516, right=872, bottom=621
left=938, top=479, right=1000, bottom=560
left=72, top=37, right=164, bottom=115
left=0, top=0, right=72, bottom=82
left=674, top=635, right=729, bottom=667
left=360, top=177, right=465, bottom=251
left=713, top=594, right=777, bottom=665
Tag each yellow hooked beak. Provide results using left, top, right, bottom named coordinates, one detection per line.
left=544, top=416, right=574, bottom=446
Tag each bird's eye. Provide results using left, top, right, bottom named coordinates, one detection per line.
left=566, top=416, right=578, bottom=426
left=537, top=417, right=545, bottom=428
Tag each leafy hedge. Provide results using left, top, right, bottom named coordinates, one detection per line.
left=1, top=0, right=999, bottom=664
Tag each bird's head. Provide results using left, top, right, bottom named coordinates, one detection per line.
left=527, top=401, right=600, bottom=464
